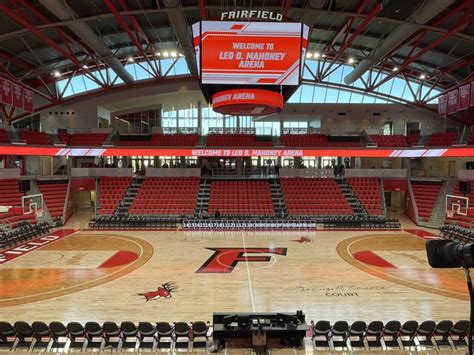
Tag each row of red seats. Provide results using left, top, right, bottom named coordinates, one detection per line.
left=129, top=177, right=200, bottom=215
left=0, top=129, right=9, bottom=143
left=37, top=182, right=68, bottom=219
left=69, top=133, right=109, bottom=146
left=118, top=134, right=199, bottom=147
left=97, top=177, right=132, bottom=215
left=208, top=180, right=274, bottom=216
left=425, top=132, right=457, bottom=147
left=369, top=135, right=407, bottom=147
left=347, top=177, right=384, bottom=215
left=206, top=134, right=273, bottom=147
left=281, top=134, right=360, bottom=147
left=411, top=181, right=442, bottom=222
left=19, top=131, right=50, bottom=145
left=281, top=177, right=353, bottom=216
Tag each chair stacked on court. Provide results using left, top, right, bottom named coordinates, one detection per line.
left=281, top=134, right=360, bottom=147
left=208, top=180, right=274, bottom=216
left=128, top=177, right=200, bottom=216
left=0, top=129, right=10, bottom=143
left=69, top=133, right=109, bottom=146
left=280, top=177, right=353, bottom=216
left=425, top=132, right=458, bottom=147
left=37, top=181, right=68, bottom=220
left=97, top=177, right=132, bottom=215
left=19, top=131, right=50, bottom=145
left=206, top=134, right=273, bottom=147
left=369, top=135, right=408, bottom=147
left=347, top=178, right=384, bottom=215
left=411, top=181, right=442, bottom=222
left=444, top=180, right=474, bottom=228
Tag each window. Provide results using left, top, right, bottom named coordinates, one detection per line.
left=383, top=121, right=393, bottom=135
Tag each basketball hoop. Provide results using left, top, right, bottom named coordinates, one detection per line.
left=446, top=210, right=455, bottom=219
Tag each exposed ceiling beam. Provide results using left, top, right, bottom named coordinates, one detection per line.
left=162, top=0, right=197, bottom=75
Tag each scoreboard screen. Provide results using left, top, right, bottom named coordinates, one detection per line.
left=192, top=21, right=309, bottom=86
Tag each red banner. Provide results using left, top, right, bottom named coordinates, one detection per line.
left=11, top=83, right=23, bottom=109
left=0, top=78, right=12, bottom=105
left=447, top=90, right=458, bottom=114
left=438, top=94, right=447, bottom=116
left=471, top=82, right=474, bottom=107
left=23, top=88, right=33, bottom=112
left=458, top=84, right=470, bottom=111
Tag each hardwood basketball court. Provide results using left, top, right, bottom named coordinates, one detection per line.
left=1, top=221, right=469, bottom=325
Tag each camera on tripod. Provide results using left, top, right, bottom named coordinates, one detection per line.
left=426, top=240, right=474, bottom=268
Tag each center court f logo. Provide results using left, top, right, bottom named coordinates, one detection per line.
left=196, top=247, right=287, bottom=273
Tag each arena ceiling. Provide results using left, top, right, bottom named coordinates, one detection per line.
left=0, top=0, right=473, bottom=121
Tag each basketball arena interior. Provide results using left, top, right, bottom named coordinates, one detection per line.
left=0, top=0, right=474, bottom=353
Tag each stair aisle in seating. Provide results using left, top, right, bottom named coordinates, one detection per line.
left=346, top=177, right=384, bottom=216
left=129, top=177, right=200, bottom=216
left=428, top=180, right=456, bottom=228
left=336, top=178, right=367, bottom=217
left=411, top=181, right=442, bottom=222
left=195, top=179, right=211, bottom=217
left=269, top=179, right=287, bottom=218
left=116, top=177, right=144, bottom=216
left=97, top=177, right=133, bottom=215
left=37, top=180, right=68, bottom=222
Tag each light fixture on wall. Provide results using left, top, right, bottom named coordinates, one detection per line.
left=52, top=70, right=61, bottom=78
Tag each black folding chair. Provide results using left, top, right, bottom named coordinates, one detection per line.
left=312, top=320, right=331, bottom=350
left=0, top=321, right=16, bottom=351
left=450, top=320, right=469, bottom=350
left=31, top=321, right=51, bottom=351
left=416, top=320, right=436, bottom=349
left=67, top=321, right=87, bottom=351
left=433, top=320, right=454, bottom=350
left=191, top=321, right=209, bottom=349
left=331, top=321, right=349, bottom=350
left=348, top=321, right=366, bottom=350
left=366, top=321, right=384, bottom=350
left=137, top=322, right=156, bottom=351
left=102, top=322, right=120, bottom=350
left=85, top=321, right=104, bottom=350
left=399, top=320, right=418, bottom=349
left=156, top=322, right=173, bottom=349
left=13, top=321, right=34, bottom=351
left=48, top=321, right=68, bottom=351
left=120, top=321, right=138, bottom=350
left=174, top=322, right=191, bottom=349
left=382, top=320, right=401, bottom=350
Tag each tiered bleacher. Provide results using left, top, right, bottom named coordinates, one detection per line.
left=281, top=134, right=360, bottom=147
left=69, top=133, right=109, bottom=146
left=129, top=177, right=199, bottom=216
left=0, top=129, right=10, bottom=143
left=467, top=131, right=474, bottom=145
left=369, top=134, right=407, bottom=147
left=347, top=178, right=384, bottom=215
left=445, top=180, right=473, bottom=228
left=97, top=177, right=132, bottom=215
left=37, top=181, right=68, bottom=220
left=425, top=132, right=458, bottom=147
left=208, top=180, right=274, bottom=216
left=206, top=134, right=273, bottom=147
left=281, top=178, right=353, bottom=216
left=19, top=131, right=50, bottom=145
left=56, top=132, right=71, bottom=145
left=411, top=181, right=442, bottom=222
